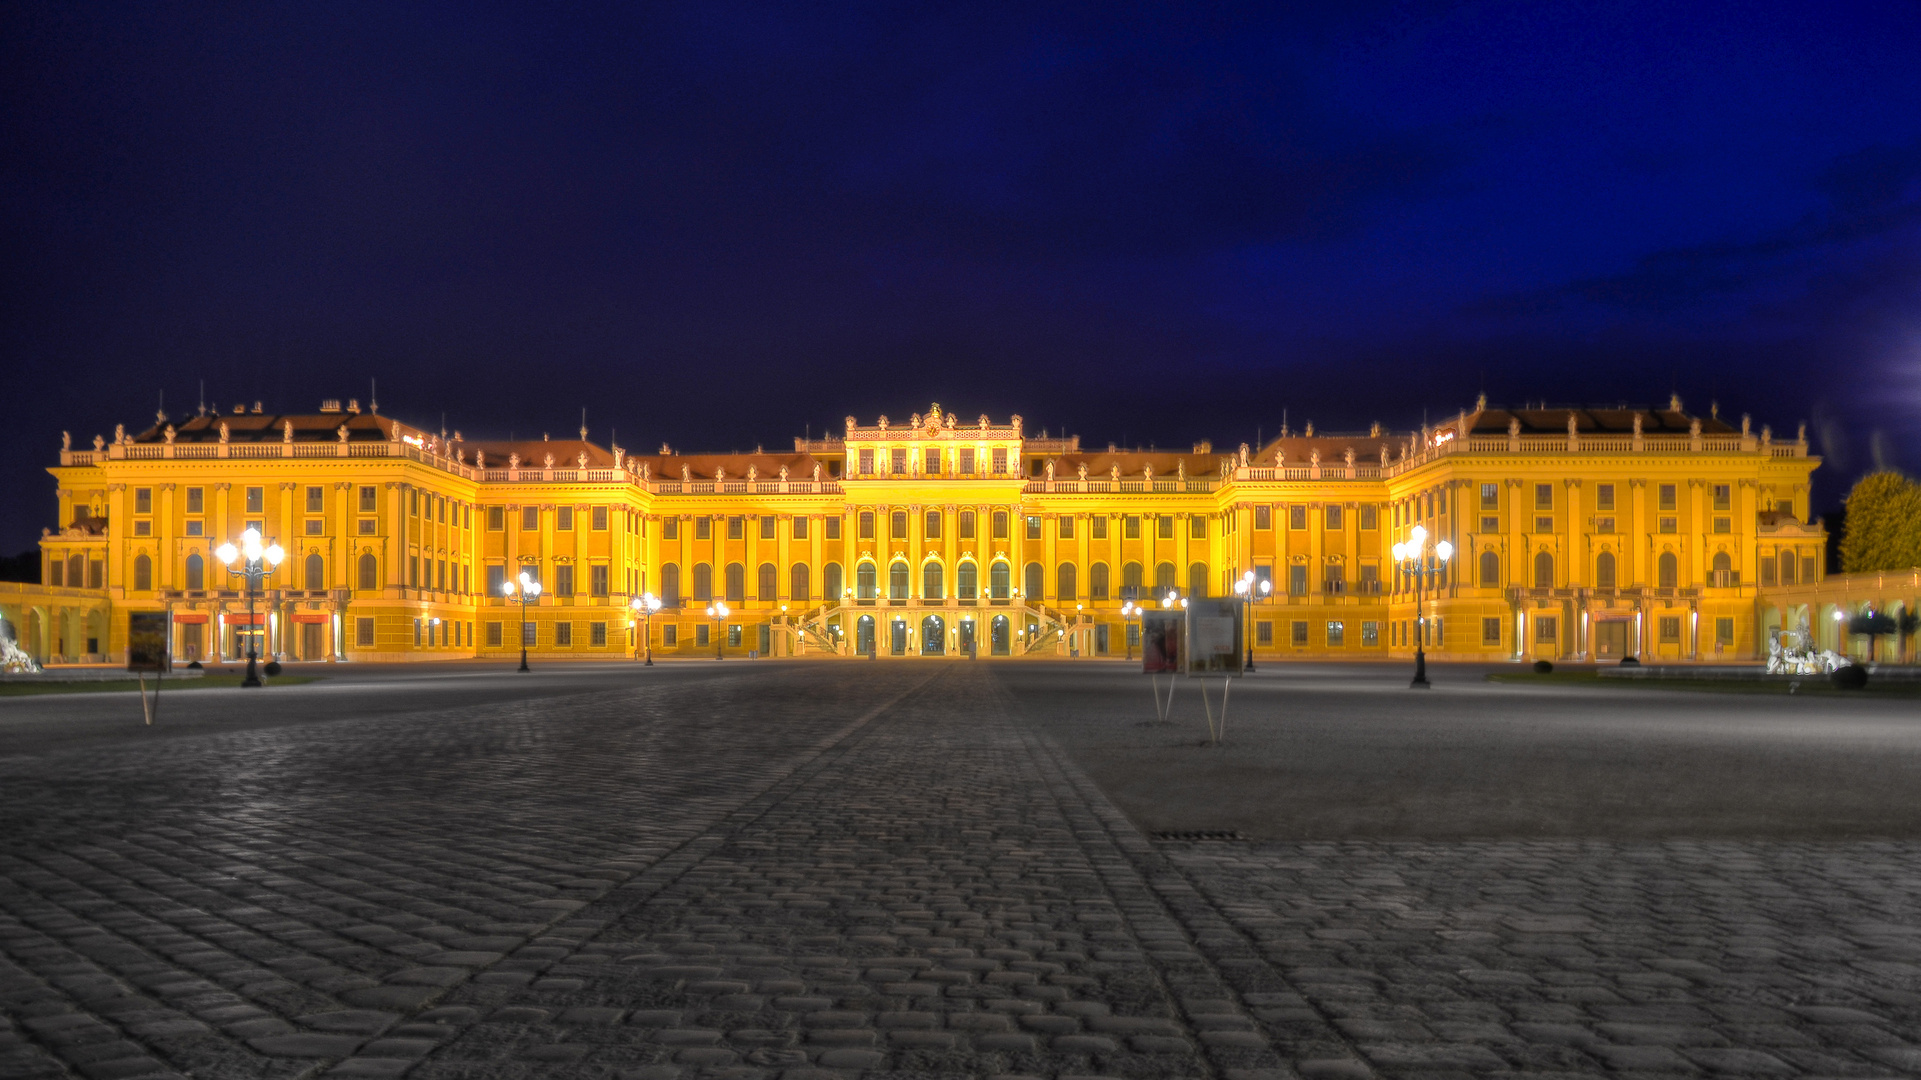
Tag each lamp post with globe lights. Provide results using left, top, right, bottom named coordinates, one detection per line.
left=1233, top=570, right=1273, bottom=671
left=707, top=600, right=730, bottom=659
left=1121, top=598, right=1140, bottom=660
left=501, top=570, right=541, bottom=671
left=214, top=527, right=284, bottom=687
left=630, top=592, right=662, bottom=664
left=1391, top=525, right=1453, bottom=688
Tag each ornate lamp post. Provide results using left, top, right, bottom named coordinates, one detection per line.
left=1121, top=599, right=1139, bottom=660
left=1233, top=570, right=1273, bottom=671
left=630, top=592, right=661, bottom=665
left=501, top=570, right=541, bottom=672
left=214, top=527, right=283, bottom=688
left=1391, top=525, right=1453, bottom=689
left=706, top=600, right=730, bottom=659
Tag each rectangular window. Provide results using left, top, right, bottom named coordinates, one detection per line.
left=349, top=616, right=375, bottom=648
left=1716, top=618, right=1735, bottom=646
left=1326, top=621, right=1344, bottom=647
left=1536, top=516, right=1554, bottom=533
left=696, top=517, right=711, bottom=540
left=1659, top=615, right=1681, bottom=643
left=487, top=564, right=506, bottom=596
left=859, top=512, right=875, bottom=540
left=1535, top=483, right=1552, bottom=510
left=1289, top=505, right=1307, bottom=530
left=410, top=490, right=419, bottom=516
left=305, top=486, right=323, bottom=513
left=728, top=516, right=743, bottom=540
left=893, top=511, right=909, bottom=540
left=663, top=624, right=679, bottom=647
left=186, top=520, right=203, bottom=536
left=1058, top=516, right=1073, bottom=540
left=1256, top=621, right=1274, bottom=647
left=1802, top=555, right=1817, bottom=583
left=593, top=506, right=609, bottom=530
left=1254, top=505, right=1271, bottom=530
left=246, top=486, right=264, bottom=513
left=591, top=622, right=607, bottom=647
left=1713, top=484, right=1731, bottom=511
left=555, top=622, right=572, bottom=646
left=1659, top=483, right=1677, bottom=511
left=522, top=506, right=539, bottom=531
left=859, top=448, right=874, bottom=474
left=516, top=621, right=532, bottom=646
left=1091, top=516, right=1107, bottom=539
left=414, top=618, right=423, bottom=646
left=1596, top=483, right=1615, bottom=511
left=663, top=517, right=679, bottom=540
left=793, top=516, right=808, bottom=540
left=591, top=564, right=609, bottom=596
left=1325, top=505, right=1343, bottom=531
left=357, top=486, right=376, bottom=513
left=305, top=519, right=323, bottom=535
left=1189, top=515, right=1205, bottom=539
left=555, top=506, right=576, bottom=531
left=1157, top=515, right=1174, bottom=539
left=247, top=520, right=263, bottom=536
left=1361, top=621, right=1379, bottom=646
left=1481, top=516, right=1500, bottom=533
left=358, top=519, right=376, bottom=535
left=486, top=621, right=502, bottom=647
left=1288, top=564, right=1308, bottom=596
left=992, top=448, right=1008, bottom=474
left=1713, top=517, right=1731, bottom=534
left=696, top=623, right=711, bottom=646
left=134, top=488, right=152, bottom=514
left=186, top=487, right=204, bottom=513
left=1534, top=616, right=1557, bottom=643
left=728, top=624, right=742, bottom=647
left=960, top=448, right=975, bottom=474
left=1027, top=516, right=1042, bottom=540
left=1291, top=620, right=1309, bottom=646
left=925, top=448, right=940, bottom=475
left=891, top=448, right=907, bottom=475
left=825, top=517, right=840, bottom=540
left=1595, top=517, right=1615, bottom=534
left=555, top=565, right=575, bottom=596
left=487, top=506, right=504, bottom=530
left=133, top=520, right=150, bottom=536
left=1125, top=515, right=1140, bottom=539
left=1360, top=505, right=1377, bottom=530
left=926, top=510, right=942, bottom=539
left=1481, top=483, right=1498, bottom=510
left=1659, top=517, right=1678, bottom=534
left=760, top=516, right=776, bottom=540
left=1483, top=617, right=1502, bottom=645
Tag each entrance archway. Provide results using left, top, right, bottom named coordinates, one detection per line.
left=991, top=615, right=1010, bottom=656
left=922, top=614, right=945, bottom=655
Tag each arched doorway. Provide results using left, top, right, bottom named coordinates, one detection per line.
left=922, top=614, right=945, bottom=655
left=856, top=614, right=875, bottom=655
left=991, top=615, right=1010, bottom=656
left=890, top=616, right=907, bottom=655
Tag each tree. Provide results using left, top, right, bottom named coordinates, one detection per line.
left=1839, top=471, right=1921, bottom=573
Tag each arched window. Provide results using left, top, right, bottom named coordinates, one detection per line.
left=1188, top=562, right=1209, bottom=598
left=1024, top=562, right=1043, bottom=600
left=923, top=562, right=944, bottom=600
left=661, top=564, right=681, bottom=606
left=1780, top=550, right=1797, bottom=585
left=758, top=562, right=777, bottom=600
left=693, top=562, right=713, bottom=601
left=1657, top=551, right=1678, bottom=589
left=959, top=510, right=976, bottom=538
left=1155, top=562, right=1177, bottom=593
left=1533, top=550, right=1553, bottom=588
left=1123, top=562, right=1143, bottom=591
left=358, top=552, right=379, bottom=590
left=957, top=561, right=978, bottom=598
left=1090, top=562, right=1109, bottom=600
left=823, top=562, right=842, bottom=601
left=185, top=553, right=205, bottom=591
left=1480, top=550, right=1500, bottom=588
left=306, top=552, right=325, bottom=590
left=890, top=561, right=910, bottom=598
left=790, top=563, right=810, bottom=601
left=1057, top=563, right=1077, bottom=602
left=992, top=511, right=1008, bottom=539
left=924, top=510, right=941, bottom=539
left=989, top=561, right=1010, bottom=599
left=1595, top=551, right=1616, bottom=590
left=133, top=554, right=151, bottom=591
left=725, top=562, right=745, bottom=603
left=857, top=562, right=877, bottom=599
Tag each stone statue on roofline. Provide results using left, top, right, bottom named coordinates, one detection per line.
left=164, top=425, right=176, bottom=444
left=61, top=431, right=70, bottom=451
left=93, top=434, right=105, bottom=451
left=779, top=465, right=788, bottom=482
left=509, top=453, right=520, bottom=468
left=338, top=424, right=350, bottom=443
left=544, top=452, right=555, bottom=469
left=682, top=462, right=691, bottom=483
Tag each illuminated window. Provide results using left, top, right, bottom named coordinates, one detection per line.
left=1326, top=621, right=1344, bottom=647
left=1026, top=516, right=1041, bottom=540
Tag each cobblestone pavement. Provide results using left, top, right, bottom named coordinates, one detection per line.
left=2, top=664, right=1919, bottom=1079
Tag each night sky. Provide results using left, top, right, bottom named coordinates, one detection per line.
left=6, top=2, right=1920, bottom=553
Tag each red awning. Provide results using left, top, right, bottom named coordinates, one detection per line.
left=170, top=613, right=208, bottom=624
left=225, top=613, right=266, bottom=626
left=290, top=612, right=330, bottom=623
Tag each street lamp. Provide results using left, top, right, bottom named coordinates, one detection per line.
left=707, top=600, right=729, bottom=659
left=1391, top=525, right=1453, bottom=689
left=214, top=527, right=284, bottom=687
left=630, top=592, right=661, bottom=665
left=1121, top=598, right=1144, bottom=660
left=501, top=570, right=541, bottom=672
left=1232, top=570, right=1273, bottom=671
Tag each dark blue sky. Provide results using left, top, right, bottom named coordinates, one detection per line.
left=6, top=1, right=1920, bottom=551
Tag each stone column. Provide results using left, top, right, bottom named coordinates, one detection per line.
left=386, top=483, right=405, bottom=591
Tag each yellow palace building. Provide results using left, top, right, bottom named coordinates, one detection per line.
left=8, top=395, right=1827, bottom=666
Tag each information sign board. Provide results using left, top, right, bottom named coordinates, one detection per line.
left=126, top=611, right=171, bottom=674
left=1141, top=610, right=1183, bottom=673
left=1184, top=598, right=1243, bottom=676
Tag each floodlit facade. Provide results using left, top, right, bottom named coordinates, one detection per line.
left=11, top=396, right=1834, bottom=665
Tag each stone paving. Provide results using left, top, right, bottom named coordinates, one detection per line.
left=1, top=664, right=1919, bottom=1079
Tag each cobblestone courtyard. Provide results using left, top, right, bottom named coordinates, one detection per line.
left=2, top=662, right=1919, bottom=1079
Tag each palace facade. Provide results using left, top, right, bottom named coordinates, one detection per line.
left=11, top=396, right=1833, bottom=665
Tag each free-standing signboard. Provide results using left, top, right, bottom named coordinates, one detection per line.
left=1141, top=609, right=1183, bottom=722
left=126, top=611, right=170, bottom=725
left=1185, top=598, right=1243, bottom=742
